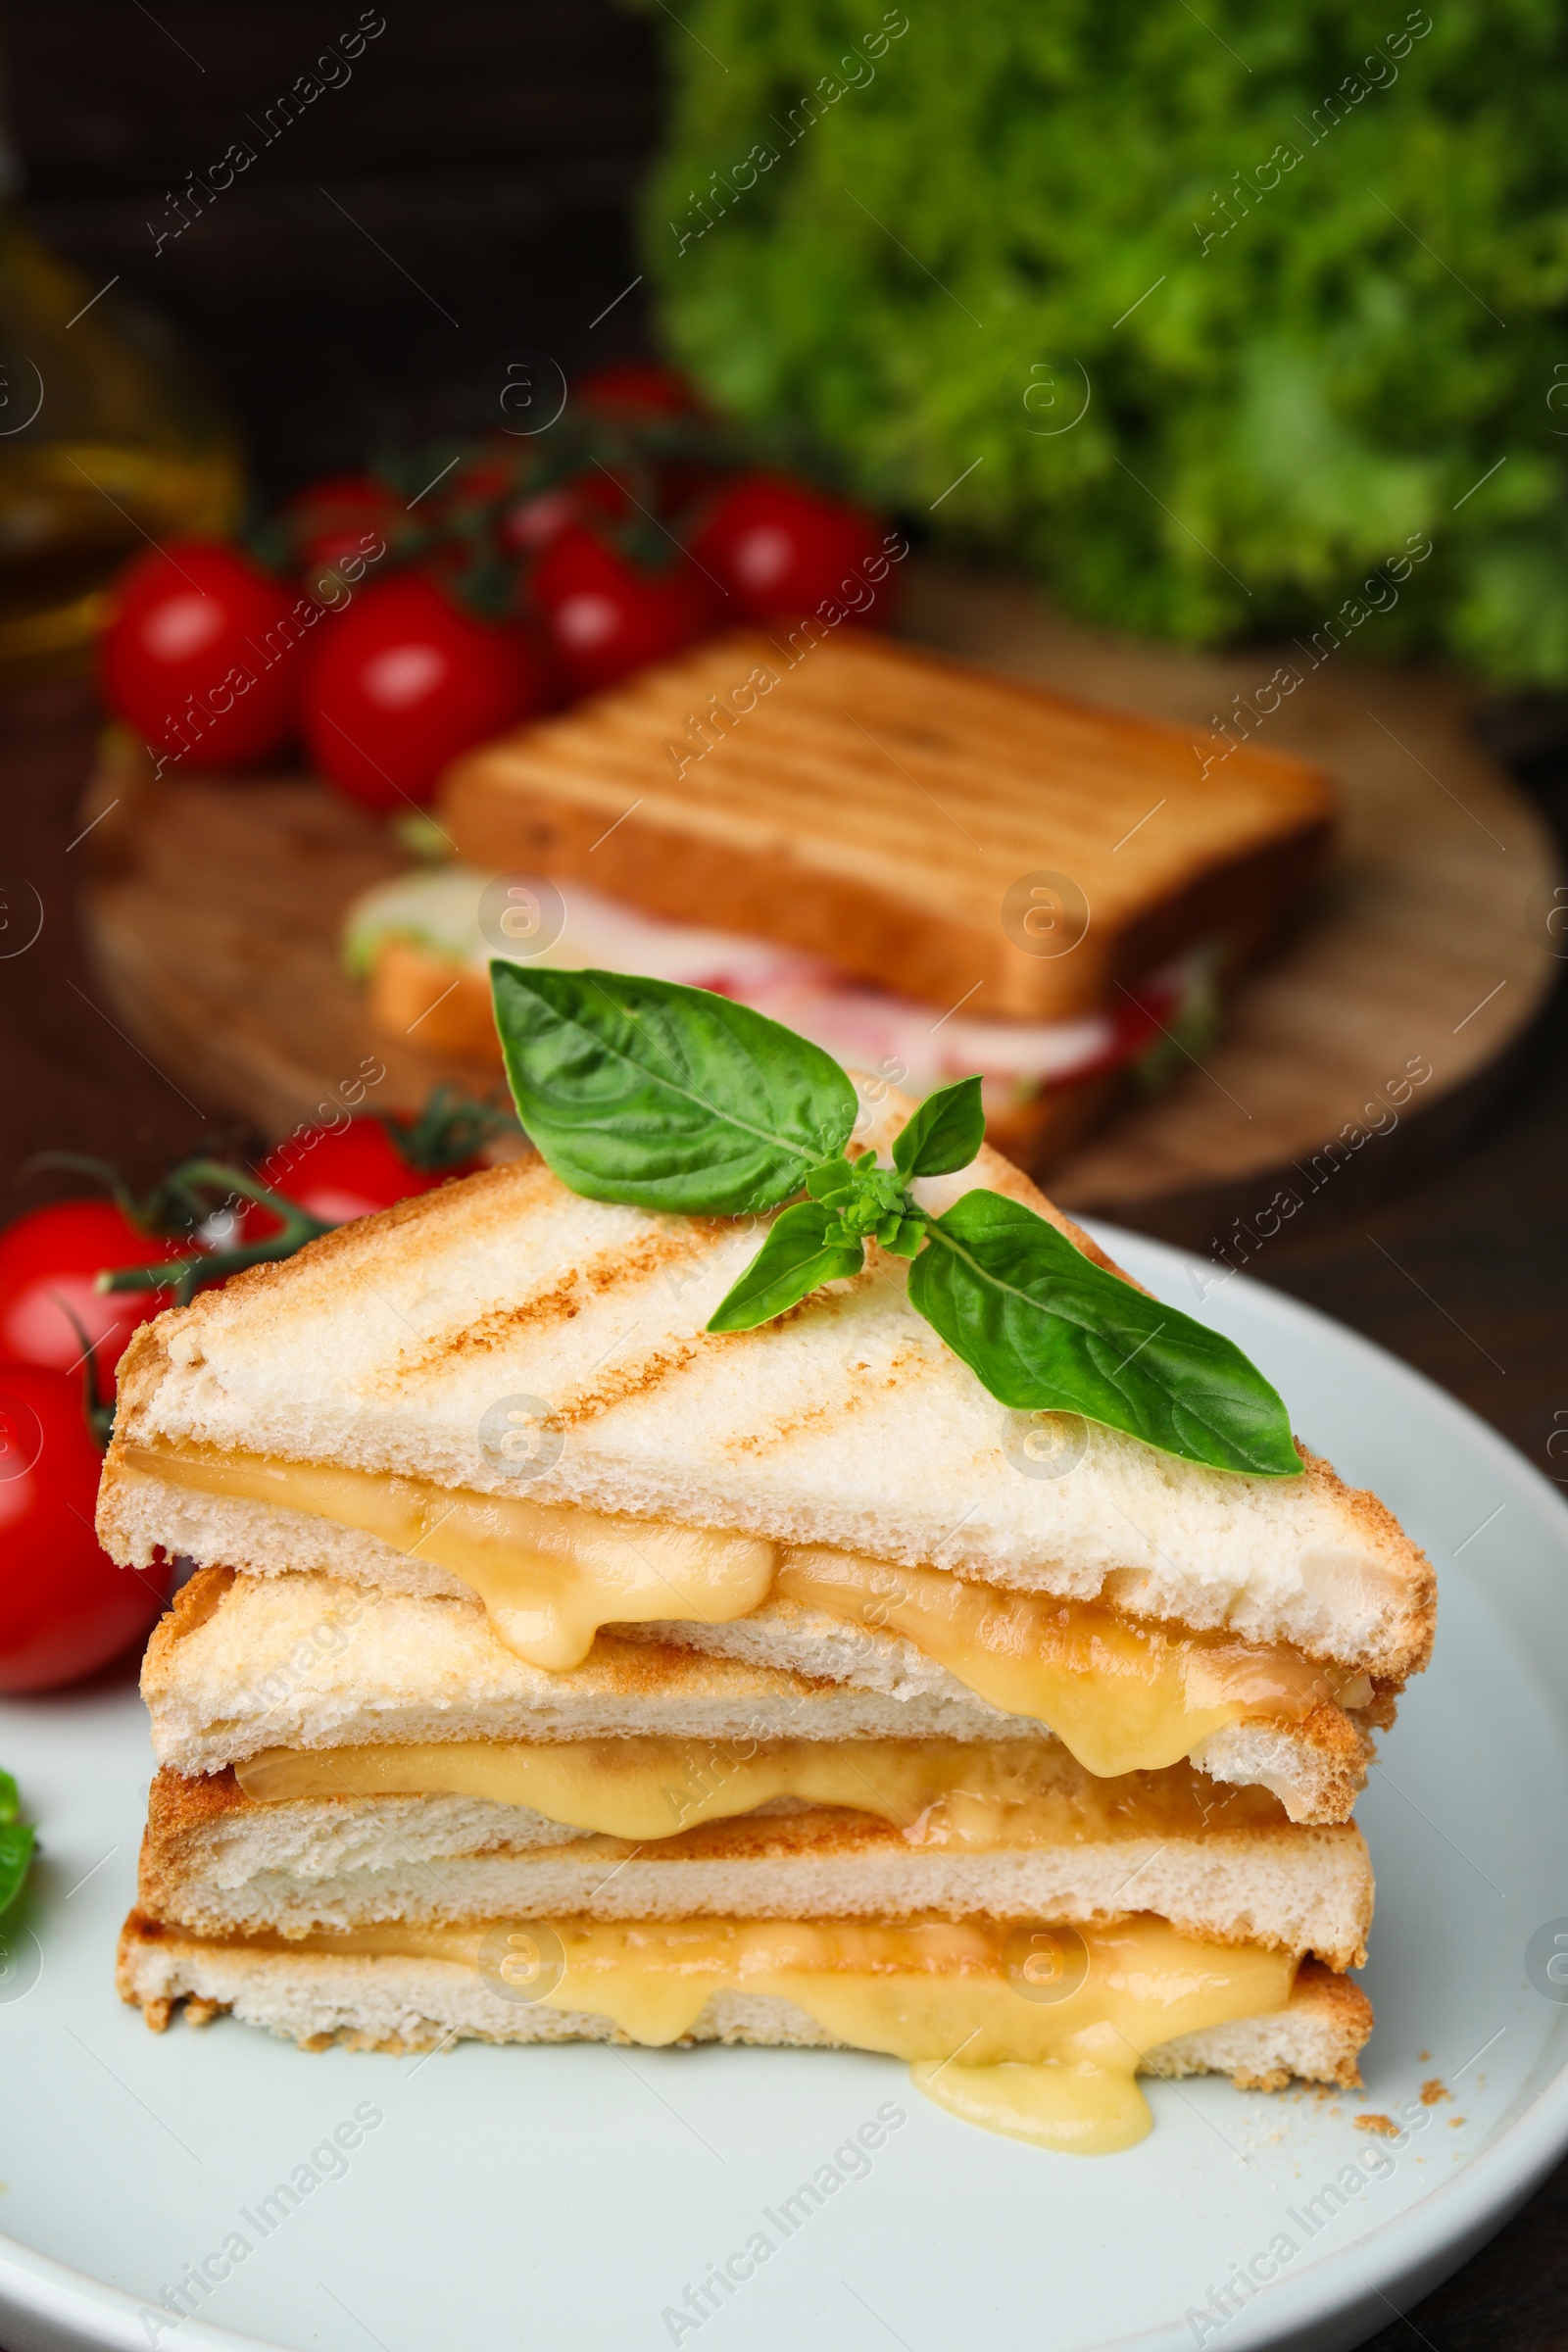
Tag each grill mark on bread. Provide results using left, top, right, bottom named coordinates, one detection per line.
left=534, top=1270, right=883, bottom=1432
left=378, top=1267, right=585, bottom=1385
left=720, top=1336, right=934, bottom=1461
left=546, top=1335, right=715, bottom=1429
left=370, top=1225, right=717, bottom=1392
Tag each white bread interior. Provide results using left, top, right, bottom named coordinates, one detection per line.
left=100, top=1114, right=1434, bottom=1681
left=137, top=1769, right=1373, bottom=1969
left=143, top=1569, right=1377, bottom=1827
left=117, top=1921, right=1371, bottom=2087
left=142, top=1569, right=1053, bottom=1770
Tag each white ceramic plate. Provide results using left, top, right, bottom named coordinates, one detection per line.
left=2, top=1225, right=1566, bottom=2352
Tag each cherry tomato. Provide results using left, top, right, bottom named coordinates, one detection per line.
left=278, top=472, right=400, bottom=574
left=99, top=541, right=305, bottom=770
left=300, top=574, right=548, bottom=810
left=244, top=1118, right=465, bottom=1239
left=687, top=475, right=892, bottom=627
left=575, top=362, right=704, bottom=419
left=532, top=525, right=719, bottom=695
left=0, top=1202, right=181, bottom=1386
left=0, top=1364, right=168, bottom=1691
left=499, top=471, right=630, bottom=558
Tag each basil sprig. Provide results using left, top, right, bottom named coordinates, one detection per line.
left=0, top=1772, right=34, bottom=1920
left=491, top=968, right=1299, bottom=1477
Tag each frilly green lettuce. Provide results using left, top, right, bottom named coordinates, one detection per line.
left=632, top=0, right=1568, bottom=680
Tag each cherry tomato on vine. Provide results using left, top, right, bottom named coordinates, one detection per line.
left=0, top=1202, right=182, bottom=1385
left=300, top=573, right=548, bottom=809
left=531, top=525, right=719, bottom=695
left=572, top=366, right=716, bottom=514
left=499, top=471, right=630, bottom=559
left=687, top=475, right=892, bottom=627
left=420, top=448, right=529, bottom=546
left=278, top=472, right=401, bottom=574
left=99, top=541, right=305, bottom=769
left=243, top=1118, right=470, bottom=1239
left=0, top=1364, right=167, bottom=1691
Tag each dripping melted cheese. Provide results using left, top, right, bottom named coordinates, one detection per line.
left=124, top=1442, right=1365, bottom=1778
left=207, top=1911, right=1298, bottom=2153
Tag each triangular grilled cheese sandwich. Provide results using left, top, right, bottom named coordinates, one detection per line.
left=101, top=1122, right=1432, bottom=1820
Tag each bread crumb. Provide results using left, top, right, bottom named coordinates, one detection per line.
left=1418, top=2048, right=1431, bottom=2064
left=1450, top=2117, right=1466, bottom=2129
left=1354, top=2113, right=1399, bottom=2138
left=1420, top=2078, right=1450, bottom=2106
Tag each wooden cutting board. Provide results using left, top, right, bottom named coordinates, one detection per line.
left=77, top=561, right=1561, bottom=1235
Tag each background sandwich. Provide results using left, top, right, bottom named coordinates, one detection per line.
left=347, top=629, right=1336, bottom=1170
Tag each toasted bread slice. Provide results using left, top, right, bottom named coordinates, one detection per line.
left=439, top=630, right=1336, bottom=1022
left=142, top=1567, right=1381, bottom=1826
left=141, top=1566, right=1054, bottom=1768
left=117, top=1919, right=1370, bottom=2088
left=100, top=1126, right=1435, bottom=1685
left=135, top=1762, right=1373, bottom=1969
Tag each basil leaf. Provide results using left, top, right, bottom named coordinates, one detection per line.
left=0, top=1774, right=32, bottom=1919
left=707, top=1201, right=865, bottom=1332
left=492, top=966, right=858, bottom=1214
left=893, top=1075, right=986, bottom=1179
left=0, top=1822, right=31, bottom=1920
left=805, top=1156, right=858, bottom=1205
left=906, top=1191, right=1299, bottom=1477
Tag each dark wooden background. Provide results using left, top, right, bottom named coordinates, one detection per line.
left=10, top=0, right=662, bottom=497
left=3, top=9, right=1568, bottom=2346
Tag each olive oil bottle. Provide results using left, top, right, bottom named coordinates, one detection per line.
left=0, top=163, right=244, bottom=680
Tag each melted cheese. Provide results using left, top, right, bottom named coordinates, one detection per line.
left=122, top=1443, right=773, bottom=1669
left=233, top=1911, right=1298, bottom=2153
left=777, top=1548, right=1347, bottom=1778
left=126, top=1441, right=1359, bottom=1778
left=234, top=1736, right=1286, bottom=1844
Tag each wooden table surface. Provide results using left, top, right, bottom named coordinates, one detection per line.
left=4, top=674, right=1568, bottom=2346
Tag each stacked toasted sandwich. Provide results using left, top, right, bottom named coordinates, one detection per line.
left=347, top=628, right=1336, bottom=1172
left=104, top=1058, right=1427, bottom=2152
